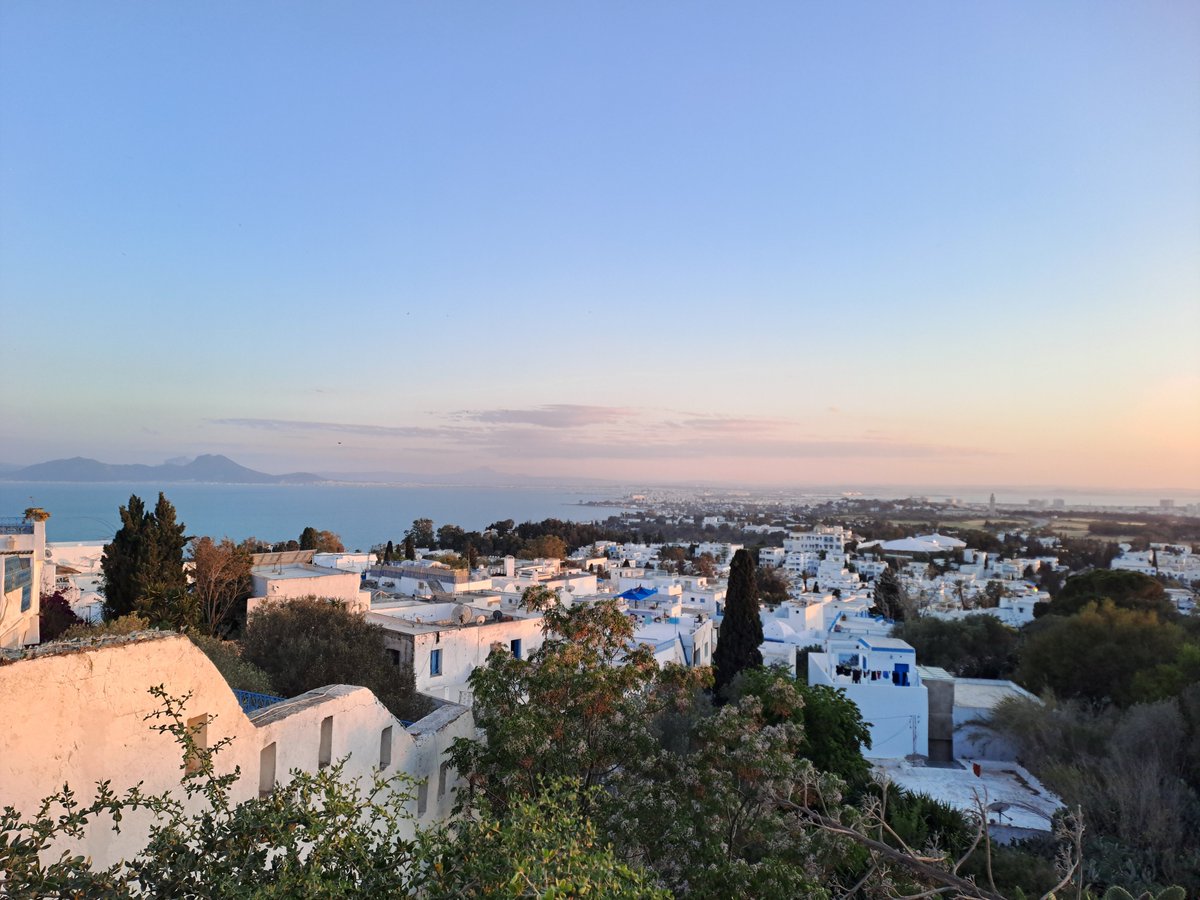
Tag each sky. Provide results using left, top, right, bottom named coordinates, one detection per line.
left=2, top=1, right=1198, bottom=490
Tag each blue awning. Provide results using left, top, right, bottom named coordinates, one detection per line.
left=618, top=586, right=659, bottom=602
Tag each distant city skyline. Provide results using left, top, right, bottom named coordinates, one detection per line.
left=2, top=2, right=1197, bottom=491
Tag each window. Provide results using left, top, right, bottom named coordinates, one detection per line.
left=417, top=779, right=429, bottom=816
left=430, top=648, right=442, bottom=676
left=437, top=761, right=450, bottom=798
left=510, top=639, right=522, bottom=659
left=386, top=648, right=400, bottom=667
left=259, top=743, right=277, bottom=797
left=185, top=714, right=209, bottom=775
left=318, top=716, right=333, bottom=769
left=379, top=726, right=392, bottom=769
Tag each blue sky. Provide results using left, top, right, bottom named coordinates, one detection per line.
left=2, top=1, right=1198, bottom=488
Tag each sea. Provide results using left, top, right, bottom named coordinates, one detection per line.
left=4, top=482, right=1195, bottom=552
left=0, top=483, right=632, bottom=552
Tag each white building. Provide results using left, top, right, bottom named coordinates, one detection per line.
left=692, top=541, right=743, bottom=564
left=949, top=677, right=1040, bottom=760
left=616, top=588, right=715, bottom=669
left=845, top=556, right=886, bottom=582
left=313, top=551, right=377, bottom=575
left=860, top=534, right=967, bottom=555
left=0, top=632, right=474, bottom=868
left=366, top=561, right=494, bottom=598
left=606, top=543, right=659, bottom=566
left=616, top=570, right=683, bottom=597
left=783, top=526, right=850, bottom=577
left=489, top=556, right=599, bottom=598
left=678, top=577, right=728, bottom=615
left=783, top=526, right=850, bottom=557
left=248, top=560, right=371, bottom=616
left=1166, top=587, right=1196, bottom=615
left=368, top=600, right=546, bottom=705
left=1112, top=544, right=1200, bottom=585
left=808, top=634, right=928, bottom=758
left=806, top=555, right=862, bottom=594
left=928, top=593, right=1045, bottom=628
left=1, top=512, right=47, bottom=648
left=757, top=547, right=786, bottom=567
left=45, top=540, right=107, bottom=622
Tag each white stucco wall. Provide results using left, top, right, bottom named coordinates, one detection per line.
left=406, top=616, right=547, bottom=697
left=247, top=563, right=370, bottom=615
left=0, top=633, right=473, bottom=868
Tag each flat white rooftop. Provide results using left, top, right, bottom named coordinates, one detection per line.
left=953, top=678, right=1037, bottom=710
left=253, top=563, right=348, bottom=580
left=856, top=635, right=916, bottom=651
left=874, top=758, right=1061, bottom=834
left=631, top=619, right=704, bottom=642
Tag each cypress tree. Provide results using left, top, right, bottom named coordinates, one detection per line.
left=871, top=566, right=905, bottom=621
left=141, top=493, right=188, bottom=596
left=99, top=493, right=189, bottom=623
left=404, top=534, right=416, bottom=561
left=712, top=548, right=764, bottom=700
left=101, top=494, right=148, bottom=620
left=299, top=526, right=320, bottom=551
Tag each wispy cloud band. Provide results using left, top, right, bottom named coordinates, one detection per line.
left=210, top=407, right=995, bottom=463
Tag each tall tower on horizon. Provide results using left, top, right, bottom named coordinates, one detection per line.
left=988, top=493, right=997, bottom=517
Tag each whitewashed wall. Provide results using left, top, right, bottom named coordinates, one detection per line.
left=0, top=633, right=473, bottom=867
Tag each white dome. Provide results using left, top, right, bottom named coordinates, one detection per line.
left=762, top=619, right=799, bottom=642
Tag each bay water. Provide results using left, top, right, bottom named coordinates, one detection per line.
left=0, top=482, right=631, bottom=551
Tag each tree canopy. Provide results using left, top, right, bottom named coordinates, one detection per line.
left=241, top=597, right=428, bottom=721
left=1019, top=600, right=1184, bottom=707
left=298, top=526, right=345, bottom=553
left=450, top=586, right=666, bottom=812
left=1037, top=569, right=1174, bottom=619
left=731, top=666, right=873, bottom=789
left=893, top=614, right=1020, bottom=680
left=39, top=591, right=83, bottom=642
left=188, top=537, right=252, bottom=637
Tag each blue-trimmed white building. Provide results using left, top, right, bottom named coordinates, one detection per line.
left=808, top=634, right=929, bottom=758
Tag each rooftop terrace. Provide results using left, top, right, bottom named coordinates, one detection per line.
left=253, top=562, right=349, bottom=580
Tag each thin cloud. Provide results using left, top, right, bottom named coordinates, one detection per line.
left=210, top=417, right=458, bottom=440
left=673, top=415, right=793, bottom=434
left=210, top=411, right=996, bottom=464
left=456, top=405, right=636, bottom=428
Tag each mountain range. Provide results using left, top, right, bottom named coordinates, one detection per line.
left=0, top=455, right=326, bottom=485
